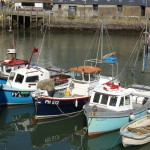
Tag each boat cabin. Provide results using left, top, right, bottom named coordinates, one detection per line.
left=6, top=66, right=50, bottom=90
left=89, top=83, right=134, bottom=111
left=0, top=49, right=28, bottom=79
left=69, top=66, right=102, bottom=83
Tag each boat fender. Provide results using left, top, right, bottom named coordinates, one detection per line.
left=147, top=108, right=150, bottom=114
left=75, top=100, right=78, bottom=107
left=65, top=89, right=70, bottom=96
left=129, top=114, right=135, bottom=121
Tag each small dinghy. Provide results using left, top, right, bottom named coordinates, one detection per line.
left=120, top=114, right=150, bottom=147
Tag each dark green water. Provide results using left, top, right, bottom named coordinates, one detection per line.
left=0, top=29, right=150, bottom=150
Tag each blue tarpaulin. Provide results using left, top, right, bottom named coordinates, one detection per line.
left=104, top=57, right=116, bottom=63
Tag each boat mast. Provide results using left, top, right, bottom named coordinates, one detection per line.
left=96, top=22, right=103, bottom=66
left=142, top=0, right=148, bottom=72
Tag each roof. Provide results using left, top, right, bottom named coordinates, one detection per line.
left=52, top=0, right=150, bottom=6
left=12, top=0, right=50, bottom=2
left=11, top=0, right=150, bottom=6
left=69, top=66, right=102, bottom=73
left=1, top=59, right=28, bottom=66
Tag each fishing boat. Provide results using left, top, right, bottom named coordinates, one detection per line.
left=83, top=81, right=150, bottom=137
left=0, top=47, right=71, bottom=107
left=32, top=22, right=118, bottom=119
left=0, top=48, right=28, bottom=84
left=120, top=114, right=150, bottom=147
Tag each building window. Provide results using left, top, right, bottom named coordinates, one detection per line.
left=117, top=5, right=122, bottom=12
left=58, top=4, right=61, bottom=10
left=141, top=6, right=145, bottom=16
left=93, top=4, right=98, bottom=12
left=69, top=6, right=76, bottom=12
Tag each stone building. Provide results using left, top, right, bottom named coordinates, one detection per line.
left=8, top=0, right=150, bottom=19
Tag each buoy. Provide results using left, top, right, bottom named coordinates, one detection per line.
left=75, top=100, right=78, bottom=107
left=129, top=114, right=135, bottom=121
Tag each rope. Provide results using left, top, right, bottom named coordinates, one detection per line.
left=119, top=26, right=146, bottom=81
left=85, top=105, right=97, bottom=130
left=110, top=133, right=121, bottom=149
left=55, top=102, right=83, bottom=118
left=37, top=23, right=47, bottom=64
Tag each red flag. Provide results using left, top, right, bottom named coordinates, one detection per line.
left=33, top=47, right=39, bottom=53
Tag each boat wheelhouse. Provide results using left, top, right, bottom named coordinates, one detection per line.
left=0, top=49, right=28, bottom=84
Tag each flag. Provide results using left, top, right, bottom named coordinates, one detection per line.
left=33, top=47, right=39, bottom=53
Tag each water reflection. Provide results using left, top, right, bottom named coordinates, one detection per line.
left=0, top=104, right=149, bottom=150
left=31, top=113, right=87, bottom=149
left=87, top=131, right=122, bottom=150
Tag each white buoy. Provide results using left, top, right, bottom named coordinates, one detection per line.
left=129, top=114, right=135, bottom=121
left=75, top=100, right=78, bottom=107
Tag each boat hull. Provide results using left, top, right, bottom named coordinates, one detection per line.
left=120, top=115, right=150, bottom=147
left=0, top=78, right=7, bottom=84
left=33, top=96, right=90, bottom=119
left=0, top=88, right=33, bottom=106
left=122, top=135, right=150, bottom=147
left=86, top=110, right=147, bottom=137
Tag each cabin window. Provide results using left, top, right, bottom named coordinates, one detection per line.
left=15, top=74, right=24, bottom=83
left=74, top=72, right=82, bottom=80
left=5, top=66, right=12, bottom=73
left=9, top=72, right=15, bottom=81
left=26, top=76, right=39, bottom=82
left=83, top=73, right=89, bottom=81
left=101, top=94, right=109, bottom=105
left=93, top=92, right=100, bottom=103
left=119, top=97, right=124, bottom=106
left=109, top=96, right=117, bottom=107
left=90, top=73, right=96, bottom=81
left=125, top=96, right=130, bottom=105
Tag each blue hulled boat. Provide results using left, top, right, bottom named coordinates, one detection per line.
left=0, top=47, right=71, bottom=107
left=0, top=65, right=50, bottom=106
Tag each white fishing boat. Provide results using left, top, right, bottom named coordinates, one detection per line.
left=120, top=114, right=150, bottom=147
left=83, top=81, right=150, bottom=137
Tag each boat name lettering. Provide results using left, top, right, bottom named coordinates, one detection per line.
left=11, top=91, right=30, bottom=97
left=45, top=100, right=59, bottom=105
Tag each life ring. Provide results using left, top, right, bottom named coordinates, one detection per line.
left=103, top=82, right=121, bottom=91
left=4, top=59, right=13, bottom=63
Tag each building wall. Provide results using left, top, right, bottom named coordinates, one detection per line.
left=123, top=6, right=141, bottom=16
left=52, top=4, right=143, bottom=19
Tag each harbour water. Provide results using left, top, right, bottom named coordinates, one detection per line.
left=0, top=29, right=150, bottom=150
